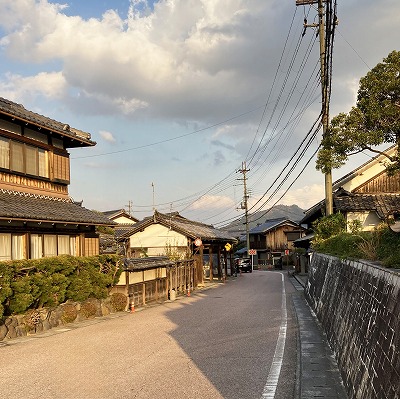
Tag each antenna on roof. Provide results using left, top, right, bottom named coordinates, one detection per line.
left=152, top=182, right=156, bottom=222
left=125, top=200, right=133, bottom=216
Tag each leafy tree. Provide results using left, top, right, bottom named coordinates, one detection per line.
left=312, top=212, right=346, bottom=242
left=317, top=50, right=400, bottom=174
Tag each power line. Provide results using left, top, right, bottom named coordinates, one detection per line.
left=72, top=107, right=264, bottom=159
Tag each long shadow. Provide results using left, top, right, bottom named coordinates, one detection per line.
left=165, top=274, right=283, bottom=399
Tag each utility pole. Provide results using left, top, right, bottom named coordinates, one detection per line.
left=296, top=0, right=335, bottom=215
left=237, top=161, right=250, bottom=257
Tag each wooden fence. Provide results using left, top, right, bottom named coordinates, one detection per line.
left=112, top=259, right=198, bottom=309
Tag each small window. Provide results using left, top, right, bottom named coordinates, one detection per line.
left=286, top=231, right=301, bottom=241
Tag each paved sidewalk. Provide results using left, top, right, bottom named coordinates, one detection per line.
left=291, top=275, right=348, bottom=399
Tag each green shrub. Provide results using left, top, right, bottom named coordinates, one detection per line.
left=314, top=225, right=400, bottom=268
left=0, top=254, right=122, bottom=316
left=0, top=262, right=14, bottom=318
left=313, top=232, right=364, bottom=258
left=313, top=213, right=346, bottom=241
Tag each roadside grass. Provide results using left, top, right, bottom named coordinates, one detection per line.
left=313, top=227, right=400, bottom=269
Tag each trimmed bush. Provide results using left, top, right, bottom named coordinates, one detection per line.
left=0, top=254, right=122, bottom=318
left=110, top=293, right=128, bottom=312
left=61, top=303, right=78, bottom=324
left=81, top=300, right=97, bottom=318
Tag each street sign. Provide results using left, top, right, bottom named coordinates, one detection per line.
left=248, top=249, right=257, bottom=255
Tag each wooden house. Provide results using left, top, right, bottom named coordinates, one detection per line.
left=301, top=146, right=400, bottom=231
left=119, top=210, right=237, bottom=282
left=249, top=218, right=306, bottom=267
left=0, top=97, right=114, bottom=261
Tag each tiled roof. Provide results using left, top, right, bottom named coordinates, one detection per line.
left=250, top=218, right=300, bottom=234
left=0, top=97, right=95, bottom=147
left=334, top=194, right=400, bottom=218
left=114, top=225, right=136, bottom=238
left=102, top=209, right=139, bottom=223
left=120, top=211, right=237, bottom=242
left=123, top=256, right=175, bottom=271
left=0, top=189, right=115, bottom=225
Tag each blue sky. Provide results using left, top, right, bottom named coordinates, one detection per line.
left=0, top=0, right=399, bottom=225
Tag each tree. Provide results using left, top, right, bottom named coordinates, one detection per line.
left=317, top=50, right=400, bottom=174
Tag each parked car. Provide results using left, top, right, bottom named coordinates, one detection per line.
left=236, top=257, right=252, bottom=273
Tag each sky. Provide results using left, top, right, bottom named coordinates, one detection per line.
left=0, top=0, right=399, bottom=226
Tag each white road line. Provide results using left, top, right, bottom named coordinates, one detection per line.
left=261, top=272, right=287, bottom=398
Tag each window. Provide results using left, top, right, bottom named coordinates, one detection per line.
left=0, top=233, right=11, bottom=260
left=0, top=137, right=9, bottom=169
left=30, top=234, right=43, bottom=259
left=44, top=235, right=57, bottom=257
left=10, top=141, right=24, bottom=173
left=25, top=145, right=38, bottom=175
left=70, top=236, right=77, bottom=256
left=12, top=235, right=25, bottom=259
left=31, top=234, right=78, bottom=258
left=53, top=153, right=70, bottom=182
left=0, top=138, right=49, bottom=179
left=58, top=236, right=70, bottom=255
left=38, top=149, right=49, bottom=177
left=286, top=231, right=301, bottom=241
left=0, top=234, right=25, bottom=260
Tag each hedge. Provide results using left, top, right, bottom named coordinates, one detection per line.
left=0, top=254, right=122, bottom=318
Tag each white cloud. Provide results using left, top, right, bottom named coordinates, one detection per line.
left=0, top=0, right=289, bottom=122
left=99, top=130, right=116, bottom=143
left=0, top=71, right=66, bottom=102
left=190, top=194, right=235, bottom=210
left=276, top=184, right=325, bottom=211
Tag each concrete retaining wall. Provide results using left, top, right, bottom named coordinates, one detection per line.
left=306, top=253, right=400, bottom=399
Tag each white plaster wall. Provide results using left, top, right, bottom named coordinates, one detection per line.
left=340, top=161, right=387, bottom=192
left=129, top=224, right=188, bottom=254
left=114, top=216, right=136, bottom=224
left=346, top=211, right=381, bottom=231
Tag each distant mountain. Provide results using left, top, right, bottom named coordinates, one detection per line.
left=221, top=204, right=305, bottom=238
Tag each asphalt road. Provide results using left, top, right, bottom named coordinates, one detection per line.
left=0, top=271, right=298, bottom=399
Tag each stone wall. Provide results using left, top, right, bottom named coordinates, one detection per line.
left=306, top=253, right=400, bottom=399
left=0, top=294, right=128, bottom=341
